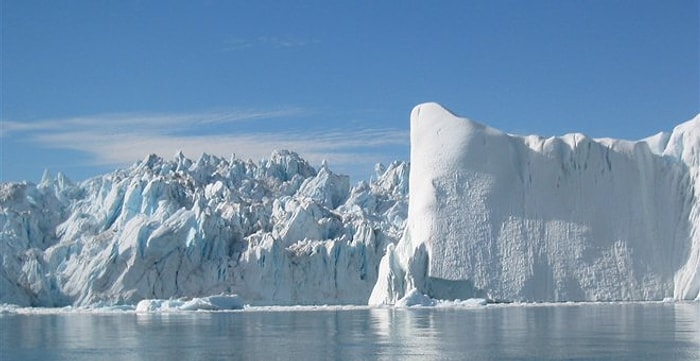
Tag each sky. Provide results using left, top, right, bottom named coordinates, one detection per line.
left=1, top=0, right=698, bottom=183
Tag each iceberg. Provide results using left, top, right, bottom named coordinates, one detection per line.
left=370, top=103, right=700, bottom=304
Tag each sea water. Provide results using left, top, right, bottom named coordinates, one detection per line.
left=1, top=302, right=698, bottom=360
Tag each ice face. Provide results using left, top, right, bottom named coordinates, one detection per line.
left=370, top=103, right=700, bottom=304
left=1, top=150, right=408, bottom=307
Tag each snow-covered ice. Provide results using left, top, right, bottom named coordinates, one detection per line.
left=370, top=103, right=700, bottom=305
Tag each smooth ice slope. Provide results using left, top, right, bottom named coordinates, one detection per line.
left=1, top=151, right=409, bottom=307
left=370, top=103, right=700, bottom=304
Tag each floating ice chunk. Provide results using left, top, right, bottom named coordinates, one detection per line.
left=135, top=295, right=244, bottom=312
left=434, top=298, right=488, bottom=308
left=394, top=288, right=436, bottom=307
left=0, top=304, right=21, bottom=314
left=179, top=295, right=244, bottom=311
left=392, top=288, right=488, bottom=308
left=135, top=299, right=184, bottom=312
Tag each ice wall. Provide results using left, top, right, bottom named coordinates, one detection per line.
left=370, top=103, right=700, bottom=304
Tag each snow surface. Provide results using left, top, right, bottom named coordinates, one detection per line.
left=1, top=150, right=408, bottom=307
left=370, top=103, right=700, bottom=304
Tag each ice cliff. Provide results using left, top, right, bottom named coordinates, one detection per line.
left=1, top=151, right=408, bottom=306
left=370, top=103, right=700, bottom=304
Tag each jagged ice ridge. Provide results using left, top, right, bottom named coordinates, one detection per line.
left=0, top=150, right=408, bottom=306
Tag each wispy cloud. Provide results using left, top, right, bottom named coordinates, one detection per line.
left=1, top=108, right=409, bottom=178
left=222, top=38, right=254, bottom=51
left=258, top=36, right=318, bottom=48
left=1, top=108, right=308, bottom=137
left=222, top=36, right=318, bottom=52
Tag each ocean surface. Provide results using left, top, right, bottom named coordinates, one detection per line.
left=1, top=302, right=698, bottom=361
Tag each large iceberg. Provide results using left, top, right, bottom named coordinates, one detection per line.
left=370, top=103, right=700, bottom=304
left=1, top=150, right=408, bottom=306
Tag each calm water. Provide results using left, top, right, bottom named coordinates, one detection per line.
left=1, top=303, right=698, bottom=361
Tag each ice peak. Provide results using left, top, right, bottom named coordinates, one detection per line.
left=39, top=169, right=53, bottom=187
left=260, top=150, right=317, bottom=181
left=411, top=102, right=458, bottom=119
left=663, top=113, right=700, bottom=163
left=411, top=102, right=499, bottom=140
left=37, top=169, right=73, bottom=192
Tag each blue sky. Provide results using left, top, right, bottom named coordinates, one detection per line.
left=2, top=1, right=698, bottom=183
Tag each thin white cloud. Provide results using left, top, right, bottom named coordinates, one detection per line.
left=222, top=36, right=318, bottom=52
left=3, top=109, right=409, bottom=176
left=258, top=36, right=318, bottom=48
left=1, top=108, right=308, bottom=137
left=222, top=38, right=253, bottom=51
left=33, top=129, right=408, bottom=166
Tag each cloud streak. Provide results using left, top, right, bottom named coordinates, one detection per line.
left=1, top=108, right=308, bottom=137
left=222, top=36, right=318, bottom=52
left=2, top=108, right=409, bottom=178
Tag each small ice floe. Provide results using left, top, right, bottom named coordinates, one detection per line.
left=135, top=294, right=244, bottom=312
left=0, top=304, right=21, bottom=314
left=394, top=289, right=436, bottom=307
left=393, top=289, right=488, bottom=308
left=435, top=298, right=488, bottom=308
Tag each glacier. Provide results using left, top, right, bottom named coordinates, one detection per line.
left=1, top=150, right=408, bottom=307
left=2, top=103, right=698, bottom=308
left=370, top=103, right=700, bottom=304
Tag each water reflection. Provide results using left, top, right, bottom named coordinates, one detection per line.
left=1, top=303, right=698, bottom=361
left=364, top=304, right=700, bottom=361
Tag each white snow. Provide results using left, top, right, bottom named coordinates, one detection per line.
left=370, top=103, right=700, bottom=304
